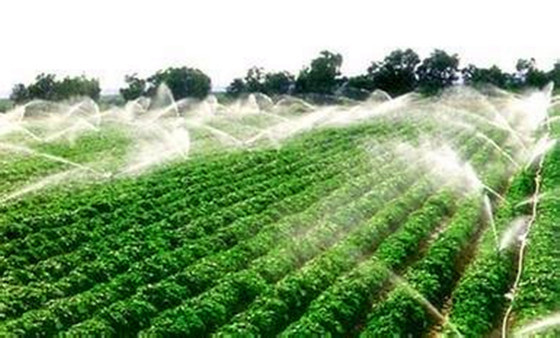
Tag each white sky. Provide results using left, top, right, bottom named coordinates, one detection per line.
left=1, top=0, right=560, bottom=96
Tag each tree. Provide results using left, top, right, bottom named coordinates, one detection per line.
left=345, top=75, right=375, bottom=93
left=295, top=50, right=343, bottom=95
left=146, top=67, right=211, bottom=100
left=548, top=61, right=560, bottom=89
left=56, top=76, right=100, bottom=101
left=9, top=73, right=101, bottom=103
left=367, top=49, right=420, bottom=96
left=335, top=75, right=373, bottom=100
left=120, top=74, right=147, bottom=101
left=462, top=64, right=509, bottom=88
left=244, top=67, right=265, bottom=93
left=27, top=73, right=58, bottom=101
left=262, top=71, right=295, bottom=95
left=506, top=58, right=551, bottom=89
left=226, top=78, right=247, bottom=97
left=416, top=49, right=460, bottom=95
left=10, top=84, right=30, bottom=103
left=226, top=68, right=295, bottom=97
left=514, top=58, right=549, bottom=89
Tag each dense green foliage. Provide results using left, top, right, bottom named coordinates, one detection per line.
left=120, top=74, right=147, bottom=101
left=0, top=101, right=557, bottom=336
left=147, top=67, right=211, bottom=100
left=366, top=49, right=421, bottom=97
left=10, top=74, right=101, bottom=103
left=448, top=170, right=535, bottom=335
left=7, top=49, right=560, bottom=105
left=511, top=121, right=560, bottom=332
left=415, top=50, right=460, bottom=95
left=224, top=50, right=560, bottom=101
left=226, top=67, right=295, bottom=96
left=295, top=51, right=343, bottom=95
left=0, top=99, right=13, bottom=112
left=463, top=65, right=510, bottom=88
left=120, top=67, right=212, bottom=101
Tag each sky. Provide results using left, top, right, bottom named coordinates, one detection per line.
left=1, top=0, right=560, bottom=97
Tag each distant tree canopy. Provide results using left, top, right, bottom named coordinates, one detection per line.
left=416, top=49, right=460, bottom=95
left=548, top=61, right=560, bottom=89
left=341, top=75, right=375, bottom=100
left=515, top=58, right=550, bottom=89
left=226, top=67, right=295, bottom=97
left=120, top=74, right=147, bottom=101
left=462, top=65, right=510, bottom=88
left=147, top=67, right=211, bottom=100
left=9, top=50, right=560, bottom=106
left=224, top=49, right=560, bottom=102
left=120, top=67, right=211, bottom=101
left=295, top=51, right=343, bottom=95
left=263, top=71, right=296, bottom=95
left=226, top=78, right=247, bottom=97
left=10, top=74, right=101, bottom=103
left=462, top=59, right=554, bottom=91
left=366, top=49, right=421, bottom=97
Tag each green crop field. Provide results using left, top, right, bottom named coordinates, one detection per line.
left=0, top=87, right=558, bottom=337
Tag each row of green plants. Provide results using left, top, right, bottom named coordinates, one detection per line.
left=511, top=127, right=560, bottom=331
left=0, top=116, right=523, bottom=336
left=64, top=148, right=415, bottom=334
left=0, top=140, right=357, bottom=328
left=68, top=125, right=479, bottom=335
left=278, top=190, right=460, bottom=336
left=0, top=121, right=415, bottom=283
left=0, top=166, right=346, bottom=334
left=127, top=122, right=454, bottom=337
left=261, top=128, right=506, bottom=336
left=0, top=145, right=277, bottom=241
left=344, top=127, right=509, bottom=335
left=1, top=148, right=300, bottom=279
left=2, top=126, right=371, bottom=263
left=446, top=169, right=535, bottom=335
left=444, top=115, right=544, bottom=336
left=210, top=127, right=490, bottom=336
left=0, top=127, right=129, bottom=196
left=0, top=122, right=417, bottom=334
left=277, top=127, right=509, bottom=336
left=360, top=146, right=513, bottom=336
left=143, top=178, right=436, bottom=336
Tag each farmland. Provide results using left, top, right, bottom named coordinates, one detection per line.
left=0, top=86, right=558, bottom=336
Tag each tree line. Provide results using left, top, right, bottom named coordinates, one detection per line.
left=9, top=49, right=560, bottom=104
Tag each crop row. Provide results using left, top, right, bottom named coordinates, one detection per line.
left=0, top=142, right=361, bottom=328
left=0, top=120, right=413, bottom=251
left=0, top=148, right=279, bottom=243
left=447, top=169, right=535, bottom=335
left=445, top=125, right=538, bottom=336
left=136, top=126, right=490, bottom=336
left=279, top=129, right=509, bottom=336
left=0, top=119, right=496, bottom=335
left=0, top=127, right=130, bottom=195
left=141, top=126, right=484, bottom=337
left=0, top=147, right=350, bottom=304
left=0, top=169, right=345, bottom=333
left=361, top=135, right=520, bottom=336
left=361, top=196, right=482, bottom=336
left=511, top=141, right=560, bottom=331
left=64, top=148, right=421, bottom=335
left=0, top=118, right=422, bottom=287
left=1, top=122, right=421, bottom=334
left=280, top=190, right=458, bottom=336
left=0, top=139, right=347, bottom=285
left=142, top=177, right=436, bottom=336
